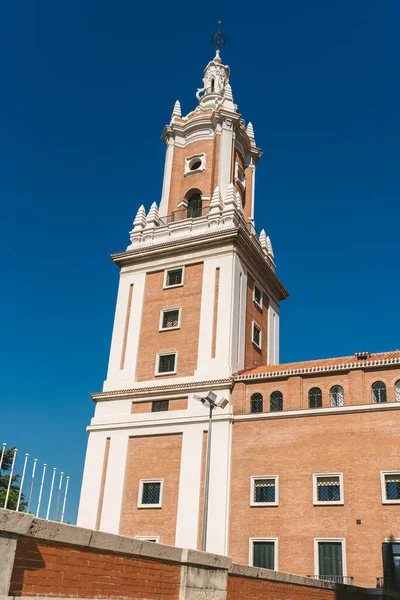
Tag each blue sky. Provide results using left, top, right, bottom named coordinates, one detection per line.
left=1, top=1, right=398, bottom=523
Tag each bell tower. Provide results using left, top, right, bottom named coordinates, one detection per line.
left=77, top=27, right=288, bottom=554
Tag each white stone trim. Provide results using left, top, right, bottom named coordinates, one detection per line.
left=155, top=352, right=178, bottom=376
left=184, top=153, right=206, bottom=176
left=159, top=307, right=182, bottom=331
left=159, top=138, right=175, bottom=218
left=314, top=538, right=347, bottom=577
left=249, top=537, right=278, bottom=570
left=250, top=475, right=279, bottom=507
left=163, top=266, right=185, bottom=289
left=235, top=356, right=400, bottom=381
left=380, top=471, right=400, bottom=504
left=313, top=473, right=344, bottom=506
left=138, top=479, right=164, bottom=509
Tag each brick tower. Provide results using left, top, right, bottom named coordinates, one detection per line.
left=77, top=39, right=288, bottom=554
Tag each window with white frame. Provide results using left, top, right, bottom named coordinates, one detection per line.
left=253, top=284, right=263, bottom=308
left=160, top=308, right=181, bottom=330
left=250, top=538, right=277, bottom=570
left=252, top=322, right=262, bottom=349
left=381, top=472, right=400, bottom=503
left=313, top=474, right=343, bottom=505
left=138, top=479, right=163, bottom=508
left=164, top=267, right=184, bottom=288
left=251, top=476, right=278, bottom=506
left=156, top=352, right=177, bottom=375
left=134, top=536, right=160, bottom=542
left=315, top=539, right=346, bottom=582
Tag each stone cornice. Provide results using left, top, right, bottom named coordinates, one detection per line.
left=234, top=356, right=400, bottom=382
left=92, top=378, right=233, bottom=402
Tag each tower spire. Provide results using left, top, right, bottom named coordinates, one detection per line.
left=211, top=20, right=226, bottom=52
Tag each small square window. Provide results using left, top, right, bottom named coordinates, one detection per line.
left=381, top=472, right=400, bottom=504
left=253, top=285, right=262, bottom=308
left=164, top=268, right=183, bottom=288
left=152, top=400, right=169, bottom=412
left=156, top=353, right=177, bottom=375
left=138, top=480, right=163, bottom=508
left=251, top=476, right=278, bottom=506
left=313, top=474, right=343, bottom=505
left=252, top=322, right=262, bottom=349
left=160, top=309, right=180, bottom=330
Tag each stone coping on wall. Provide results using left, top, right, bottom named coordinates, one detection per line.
left=1, top=508, right=400, bottom=598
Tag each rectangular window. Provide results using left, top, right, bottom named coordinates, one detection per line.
left=152, top=400, right=169, bottom=412
left=252, top=322, right=262, bottom=349
left=134, top=536, right=160, bottom=543
left=164, top=268, right=184, bottom=288
left=313, top=474, right=343, bottom=505
left=316, top=540, right=345, bottom=582
left=381, top=472, right=400, bottom=504
left=253, top=285, right=263, bottom=308
left=251, top=476, right=278, bottom=506
left=156, top=352, right=177, bottom=375
left=160, top=308, right=181, bottom=330
left=250, top=539, right=277, bottom=570
left=138, top=479, right=163, bottom=508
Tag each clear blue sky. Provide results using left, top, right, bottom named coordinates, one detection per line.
left=1, top=1, right=399, bottom=524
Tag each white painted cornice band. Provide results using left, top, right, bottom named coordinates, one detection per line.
left=92, top=378, right=233, bottom=402
left=234, top=356, right=400, bottom=382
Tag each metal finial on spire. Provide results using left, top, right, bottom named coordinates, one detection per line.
left=211, top=20, right=226, bottom=50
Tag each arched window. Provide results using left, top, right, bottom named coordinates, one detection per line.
left=330, top=385, right=344, bottom=407
left=210, top=78, right=215, bottom=93
left=250, top=393, right=263, bottom=413
left=372, top=381, right=387, bottom=403
left=187, top=193, right=202, bottom=219
left=395, top=380, right=400, bottom=402
left=270, top=391, right=283, bottom=412
left=309, top=387, right=322, bottom=409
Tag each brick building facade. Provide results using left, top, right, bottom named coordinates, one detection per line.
left=77, top=44, right=400, bottom=591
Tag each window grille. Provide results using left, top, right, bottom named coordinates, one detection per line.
left=253, top=323, right=261, bottom=348
left=254, top=478, right=276, bottom=503
left=152, top=400, right=169, bottom=412
left=317, top=476, right=341, bottom=502
left=158, top=353, right=176, bottom=374
left=254, top=285, right=262, bottom=307
left=385, top=474, right=400, bottom=500
left=309, top=387, right=322, bottom=408
left=162, top=309, right=179, bottom=329
left=166, top=268, right=183, bottom=287
left=395, top=380, right=400, bottom=402
left=270, top=391, right=283, bottom=412
left=141, top=482, right=161, bottom=505
left=250, top=393, right=263, bottom=413
left=372, top=381, right=387, bottom=403
left=330, top=385, right=344, bottom=407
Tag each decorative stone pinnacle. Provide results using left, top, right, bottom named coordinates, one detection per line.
left=209, top=185, right=224, bottom=213
left=133, top=204, right=147, bottom=231
left=235, top=190, right=243, bottom=213
left=223, top=182, right=236, bottom=212
left=259, top=229, right=267, bottom=245
left=246, top=122, right=255, bottom=140
left=172, top=100, right=181, bottom=119
left=224, top=83, right=233, bottom=102
left=145, top=202, right=161, bottom=228
left=266, top=235, right=274, bottom=258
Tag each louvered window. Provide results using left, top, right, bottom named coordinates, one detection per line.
left=152, top=400, right=169, bottom=412
left=252, top=541, right=275, bottom=569
left=318, top=542, right=343, bottom=579
left=250, top=393, right=263, bottom=413
left=253, top=477, right=277, bottom=504
left=270, top=391, right=283, bottom=412
left=165, top=268, right=183, bottom=287
left=157, top=353, right=176, bottom=374
left=161, top=309, right=180, bottom=329
left=385, top=474, right=400, bottom=501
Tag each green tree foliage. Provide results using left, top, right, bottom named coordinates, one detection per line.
left=0, top=447, right=27, bottom=511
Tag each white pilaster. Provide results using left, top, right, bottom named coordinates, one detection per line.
left=159, top=137, right=175, bottom=218
left=76, top=432, right=108, bottom=529
left=229, top=257, right=247, bottom=373
left=249, top=160, right=256, bottom=221
left=175, top=424, right=204, bottom=549
left=268, top=300, right=280, bottom=365
left=218, top=120, right=234, bottom=198
left=99, top=432, right=129, bottom=534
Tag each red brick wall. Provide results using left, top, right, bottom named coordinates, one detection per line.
left=10, top=536, right=180, bottom=599
left=244, top=274, right=268, bottom=368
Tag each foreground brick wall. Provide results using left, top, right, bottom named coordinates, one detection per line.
left=10, top=536, right=180, bottom=599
